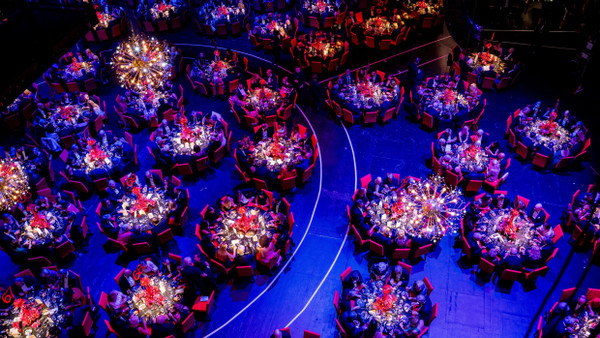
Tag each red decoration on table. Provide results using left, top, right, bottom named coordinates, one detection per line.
left=539, top=120, right=558, bottom=136
left=372, top=285, right=397, bottom=313
left=137, top=277, right=165, bottom=307
left=130, top=186, right=157, bottom=214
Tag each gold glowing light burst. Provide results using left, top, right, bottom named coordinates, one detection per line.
left=113, top=35, right=172, bottom=92
left=406, top=174, right=466, bottom=240
left=0, top=159, right=29, bottom=210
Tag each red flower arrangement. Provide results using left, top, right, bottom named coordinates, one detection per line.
left=442, top=89, right=456, bottom=104
left=137, top=277, right=165, bottom=307
left=479, top=52, right=494, bottom=66
left=27, top=207, right=51, bottom=230
left=130, top=187, right=157, bottom=214
left=501, top=209, right=520, bottom=240
left=13, top=299, right=43, bottom=332
left=59, top=106, right=76, bottom=120
left=372, top=285, right=397, bottom=313
left=233, top=207, right=259, bottom=233
left=539, top=120, right=558, bottom=136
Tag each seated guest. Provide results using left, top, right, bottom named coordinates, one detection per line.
left=161, top=256, right=180, bottom=277
left=122, top=315, right=151, bottom=337
left=498, top=247, right=523, bottom=275
left=107, top=290, right=127, bottom=317
left=12, top=276, right=37, bottom=297
left=340, top=310, right=370, bottom=337
left=118, top=269, right=136, bottom=293
left=151, top=315, right=176, bottom=337
left=215, top=244, right=236, bottom=268
left=233, top=245, right=255, bottom=268
left=144, top=170, right=164, bottom=189
left=528, top=203, right=546, bottom=226
left=257, top=235, right=282, bottom=267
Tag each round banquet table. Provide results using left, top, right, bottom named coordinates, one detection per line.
left=115, top=186, right=169, bottom=232
left=162, top=121, right=220, bottom=160
left=415, top=81, right=482, bottom=130
left=469, top=52, right=507, bottom=77
left=14, top=207, right=69, bottom=251
left=248, top=135, right=305, bottom=173
left=331, top=80, right=400, bottom=119
left=437, top=141, right=491, bottom=176
left=70, top=139, right=119, bottom=176
left=214, top=205, right=279, bottom=255
left=126, top=275, right=185, bottom=322
left=198, top=3, right=246, bottom=33
left=304, top=37, right=345, bottom=71
left=241, top=87, right=289, bottom=117
left=474, top=206, right=552, bottom=264
left=521, top=118, right=572, bottom=154
left=365, top=186, right=450, bottom=244
left=48, top=102, right=95, bottom=134
left=0, top=288, right=69, bottom=338
left=354, top=280, right=421, bottom=335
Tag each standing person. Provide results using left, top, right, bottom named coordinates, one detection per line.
left=309, top=74, right=324, bottom=111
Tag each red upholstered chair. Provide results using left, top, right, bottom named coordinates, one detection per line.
left=369, top=240, right=385, bottom=256
left=336, top=318, right=347, bottom=338
left=532, top=152, right=550, bottom=169
left=350, top=224, right=368, bottom=247
left=553, top=156, right=573, bottom=170
left=340, top=267, right=352, bottom=283
left=104, top=319, right=122, bottom=337
left=481, top=77, right=495, bottom=90
left=158, top=228, right=174, bottom=245
left=342, top=108, right=354, bottom=124
left=517, top=195, right=530, bottom=208
left=365, top=36, right=375, bottom=48
left=477, top=258, right=496, bottom=275
left=413, top=244, right=433, bottom=261
left=444, top=171, right=462, bottom=187
left=304, top=330, right=320, bottom=338
left=428, top=303, right=439, bottom=325
left=363, top=111, right=378, bottom=126
left=56, top=241, right=76, bottom=259
left=421, top=111, right=434, bottom=130
left=82, top=311, right=94, bottom=336
left=181, top=313, right=196, bottom=333
left=522, top=266, right=548, bottom=285
left=235, top=265, right=255, bottom=281
left=516, top=142, right=528, bottom=160
left=192, top=290, right=216, bottom=319
left=14, top=269, right=35, bottom=278
left=498, top=269, right=521, bottom=282
left=253, top=178, right=268, bottom=191
left=133, top=242, right=152, bottom=255
left=398, top=261, right=413, bottom=275
left=423, top=276, right=433, bottom=296
left=311, top=61, right=323, bottom=74
left=360, top=174, right=372, bottom=188
left=333, top=290, right=342, bottom=314
left=28, top=256, right=53, bottom=269
left=465, top=179, right=483, bottom=194
left=586, top=288, right=600, bottom=300
left=393, top=248, right=410, bottom=261
left=560, top=287, right=576, bottom=302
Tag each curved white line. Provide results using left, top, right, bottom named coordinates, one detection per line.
left=283, top=114, right=358, bottom=328
left=204, top=105, right=323, bottom=337
left=172, top=42, right=292, bottom=74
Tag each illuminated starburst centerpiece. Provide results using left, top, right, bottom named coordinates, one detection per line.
left=0, top=159, right=29, bottom=210
left=113, top=35, right=172, bottom=92
left=405, top=174, right=465, bottom=240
